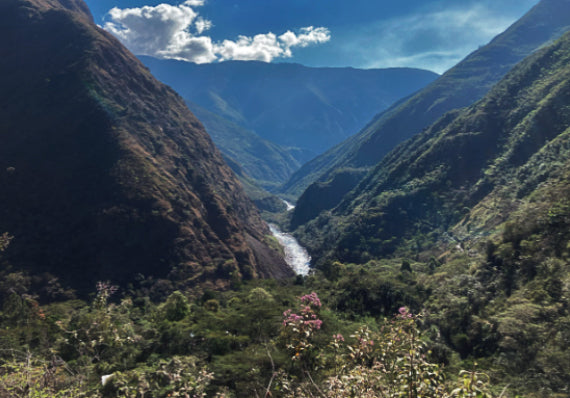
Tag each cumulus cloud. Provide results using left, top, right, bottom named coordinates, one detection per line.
left=194, top=17, right=212, bottom=34
left=215, top=27, right=331, bottom=62
left=350, top=4, right=524, bottom=73
left=279, top=27, right=331, bottom=57
left=103, top=2, right=330, bottom=64
left=216, top=33, right=284, bottom=62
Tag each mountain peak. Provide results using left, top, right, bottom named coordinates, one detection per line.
left=20, top=0, right=93, bottom=20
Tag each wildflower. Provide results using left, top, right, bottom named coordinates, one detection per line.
left=398, top=306, right=413, bottom=318
left=300, top=292, right=321, bottom=308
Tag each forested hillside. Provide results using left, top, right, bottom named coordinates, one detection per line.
left=0, top=0, right=291, bottom=296
left=291, top=29, right=570, bottom=396
left=284, top=0, right=570, bottom=207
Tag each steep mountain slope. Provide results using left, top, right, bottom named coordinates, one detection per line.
left=298, top=29, right=570, bottom=266
left=187, top=102, right=301, bottom=191
left=139, top=57, right=439, bottom=163
left=284, top=0, right=570, bottom=209
left=293, top=31, right=570, bottom=394
left=0, top=0, right=292, bottom=295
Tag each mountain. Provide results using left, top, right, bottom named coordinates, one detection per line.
left=0, top=0, right=292, bottom=295
left=291, top=30, right=570, bottom=393
left=187, top=102, right=301, bottom=191
left=297, top=29, right=570, bottom=267
left=139, top=56, right=439, bottom=165
left=285, top=0, right=570, bottom=218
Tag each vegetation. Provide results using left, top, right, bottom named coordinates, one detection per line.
left=189, top=103, right=301, bottom=192
left=0, top=0, right=291, bottom=296
left=283, top=27, right=570, bottom=398
left=296, top=28, right=570, bottom=268
left=0, top=232, right=564, bottom=397
left=0, top=268, right=510, bottom=398
left=282, top=0, right=570, bottom=202
left=2, top=1, right=570, bottom=397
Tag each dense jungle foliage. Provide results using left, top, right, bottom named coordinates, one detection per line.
left=2, top=221, right=568, bottom=397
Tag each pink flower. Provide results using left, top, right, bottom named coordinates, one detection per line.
left=398, top=306, right=413, bottom=318
left=309, top=319, right=323, bottom=330
left=300, top=292, right=321, bottom=308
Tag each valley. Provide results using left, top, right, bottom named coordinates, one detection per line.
left=1, top=0, right=570, bottom=397
left=139, top=56, right=438, bottom=190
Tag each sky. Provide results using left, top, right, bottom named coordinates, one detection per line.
left=84, top=0, right=539, bottom=74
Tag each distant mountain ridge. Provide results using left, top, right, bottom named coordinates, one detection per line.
left=0, top=0, right=291, bottom=295
left=139, top=57, right=438, bottom=177
left=284, top=0, right=570, bottom=211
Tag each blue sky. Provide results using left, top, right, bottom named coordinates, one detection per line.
left=84, top=0, right=539, bottom=73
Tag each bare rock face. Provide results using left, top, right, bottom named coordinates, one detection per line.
left=0, top=0, right=292, bottom=294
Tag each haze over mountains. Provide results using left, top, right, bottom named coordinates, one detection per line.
left=187, top=102, right=302, bottom=191
left=0, top=0, right=291, bottom=295
left=285, top=0, right=570, bottom=213
left=139, top=57, right=438, bottom=187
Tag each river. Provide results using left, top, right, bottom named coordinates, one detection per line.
left=269, top=223, right=311, bottom=276
left=282, top=200, right=295, bottom=212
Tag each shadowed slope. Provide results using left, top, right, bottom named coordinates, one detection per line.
left=0, top=0, right=291, bottom=295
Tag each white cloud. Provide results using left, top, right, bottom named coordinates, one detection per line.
left=183, top=0, right=205, bottom=6
left=104, top=3, right=210, bottom=61
left=279, top=26, right=331, bottom=48
left=351, top=4, right=522, bottom=73
left=194, top=17, right=212, bottom=34
left=216, top=33, right=285, bottom=62
left=103, top=2, right=330, bottom=64
left=279, top=26, right=331, bottom=57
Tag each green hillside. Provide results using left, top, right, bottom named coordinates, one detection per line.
left=187, top=102, right=301, bottom=191
left=2, top=0, right=570, bottom=397
left=292, top=30, right=570, bottom=395
left=284, top=0, right=570, bottom=206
